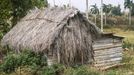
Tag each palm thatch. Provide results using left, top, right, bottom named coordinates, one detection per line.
left=1, top=7, right=101, bottom=66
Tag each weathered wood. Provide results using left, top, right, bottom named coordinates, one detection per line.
left=95, top=57, right=122, bottom=63
left=94, top=60, right=121, bottom=67
left=94, top=47, right=122, bottom=56
left=47, top=57, right=57, bottom=66
left=100, top=63, right=126, bottom=71
left=94, top=58, right=122, bottom=66
left=93, top=33, right=124, bottom=68
left=94, top=46, right=122, bottom=52
left=93, top=44, right=122, bottom=50
left=95, top=51, right=122, bottom=57
left=94, top=55, right=122, bottom=62
left=94, top=38, right=121, bottom=44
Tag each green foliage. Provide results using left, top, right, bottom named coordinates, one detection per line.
left=105, top=70, right=117, bottom=75
left=124, top=0, right=133, bottom=9
left=131, top=3, right=134, bottom=16
left=0, top=0, right=48, bottom=40
left=0, top=0, right=12, bottom=39
left=42, top=64, right=65, bottom=75
left=11, top=0, right=48, bottom=25
left=90, top=4, right=99, bottom=15
left=111, top=5, right=122, bottom=16
left=74, top=67, right=99, bottom=75
left=123, top=40, right=134, bottom=49
left=124, top=0, right=134, bottom=16
left=103, top=4, right=113, bottom=14
left=0, top=50, right=47, bottom=73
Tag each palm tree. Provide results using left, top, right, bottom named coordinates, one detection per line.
left=90, top=4, right=99, bottom=24
left=124, top=0, right=133, bottom=25
left=111, top=5, right=122, bottom=16
left=103, top=4, right=113, bottom=25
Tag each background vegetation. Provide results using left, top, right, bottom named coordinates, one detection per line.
left=0, top=0, right=48, bottom=39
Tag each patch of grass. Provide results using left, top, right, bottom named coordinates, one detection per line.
left=64, top=66, right=99, bottom=75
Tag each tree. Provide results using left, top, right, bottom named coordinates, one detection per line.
left=130, top=3, right=134, bottom=16
left=101, top=0, right=103, bottom=32
left=0, top=0, right=12, bottom=39
left=124, top=0, right=133, bottom=25
left=0, top=0, right=48, bottom=39
left=90, top=4, right=99, bottom=24
left=111, top=5, right=122, bottom=16
left=11, top=0, right=48, bottom=25
left=103, top=4, right=113, bottom=25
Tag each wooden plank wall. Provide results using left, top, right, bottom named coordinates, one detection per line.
left=93, top=38, right=123, bottom=68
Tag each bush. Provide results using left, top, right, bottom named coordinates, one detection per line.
left=0, top=50, right=47, bottom=73
left=0, top=50, right=101, bottom=75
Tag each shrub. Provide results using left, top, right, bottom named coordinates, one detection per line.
left=0, top=50, right=47, bottom=73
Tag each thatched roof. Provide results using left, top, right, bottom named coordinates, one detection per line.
left=1, top=7, right=101, bottom=65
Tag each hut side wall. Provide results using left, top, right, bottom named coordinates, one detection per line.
left=93, top=38, right=123, bottom=68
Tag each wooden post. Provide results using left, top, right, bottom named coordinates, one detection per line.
left=101, top=0, right=103, bottom=32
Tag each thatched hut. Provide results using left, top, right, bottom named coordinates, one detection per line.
left=1, top=7, right=100, bottom=66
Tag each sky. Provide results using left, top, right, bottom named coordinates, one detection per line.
left=48, top=0, right=125, bottom=12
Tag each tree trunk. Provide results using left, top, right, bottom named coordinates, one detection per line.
left=129, top=8, right=131, bottom=25
left=105, top=14, right=107, bottom=25
left=101, top=0, right=103, bottom=32
left=95, top=15, right=97, bottom=25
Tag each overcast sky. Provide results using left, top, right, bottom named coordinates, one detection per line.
left=48, top=0, right=125, bottom=12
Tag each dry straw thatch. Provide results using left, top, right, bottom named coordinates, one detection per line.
left=1, top=7, right=100, bottom=66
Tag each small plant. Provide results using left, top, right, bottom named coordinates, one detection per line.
left=74, top=67, right=90, bottom=75
left=123, top=40, right=134, bottom=50
left=105, top=70, right=117, bottom=75
left=64, top=66, right=99, bottom=75
left=42, top=64, right=65, bottom=75
left=74, top=66, right=99, bottom=75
